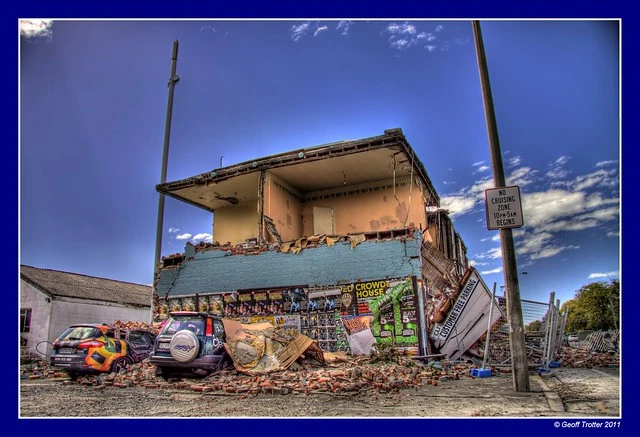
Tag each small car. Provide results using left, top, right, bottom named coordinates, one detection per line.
left=150, top=311, right=228, bottom=377
left=50, top=324, right=156, bottom=378
left=567, top=334, right=579, bottom=342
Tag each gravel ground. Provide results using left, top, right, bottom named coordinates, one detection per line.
left=541, top=367, right=620, bottom=416
left=19, top=367, right=620, bottom=418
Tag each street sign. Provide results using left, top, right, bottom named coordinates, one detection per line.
left=485, top=185, right=524, bottom=230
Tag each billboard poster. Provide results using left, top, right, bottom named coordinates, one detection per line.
left=238, top=291, right=254, bottom=316
left=157, top=300, right=169, bottom=319
left=208, top=295, right=224, bottom=316
left=430, top=267, right=504, bottom=360
left=181, top=296, right=196, bottom=311
left=336, top=278, right=421, bottom=348
left=268, top=290, right=284, bottom=314
left=197, top=296, right=209, bottom=313
left=169, top=298, right=182, bottom=313
left=377, top=300, right=395, bottom=340
left=274, top=314, right=301, bottom=338
left=223, top=293, right=240, bottom=317
left=338, top=285, right=357, bottom=315
left=340, top=314, right=373, bottom=335
left=398, top=289, right=419, bottom=345
left=249, top=315, right=274, bottom=324
left=252, top=291, right=269, bottom=315
left=365, top=279, right=418, bottom=346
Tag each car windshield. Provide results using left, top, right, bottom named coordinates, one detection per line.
left=161, top=316, right=205, bottom=335
left=59, top=326, right=102, bottom=341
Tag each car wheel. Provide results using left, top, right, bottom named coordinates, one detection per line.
left=111, top=357, right=131, bottom=374
left=67, top=372, right=80, bottom=381
left=155, top=366, right=170, bottom=379
left=169, top=330, right=200, bottom=363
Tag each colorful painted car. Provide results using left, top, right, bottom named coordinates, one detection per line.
left=50, top=324, right=156, bottom=378
left=150, top=312, right=228, bottom=377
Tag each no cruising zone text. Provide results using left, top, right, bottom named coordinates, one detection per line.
left=485, top=186, right=524, bottom=230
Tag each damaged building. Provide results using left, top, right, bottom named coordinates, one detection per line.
left=153, top=128, right=498, bottom=358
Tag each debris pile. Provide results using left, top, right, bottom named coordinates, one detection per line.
left=22, top=354, right=479, bottom=396
left=112, top=320, right=161, bottom=334
left=558, top=347, right=619, bottom=368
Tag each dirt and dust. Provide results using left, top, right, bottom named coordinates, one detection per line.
left=19, top=365, right=620, bottom=418
left=540, top=367, right=620, bottom=416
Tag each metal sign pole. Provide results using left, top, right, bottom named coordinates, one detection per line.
left=482, top=282, right=497, bottom=369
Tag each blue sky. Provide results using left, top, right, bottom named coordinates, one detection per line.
left=19, top=19, right=620, bottom=306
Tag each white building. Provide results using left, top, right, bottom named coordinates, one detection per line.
left=20, top=265, right=153, bottom=360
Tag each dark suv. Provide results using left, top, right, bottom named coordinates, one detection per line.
left=50, top=324, right=156, bottom=378
left=150, top=312, right=228, bottom=377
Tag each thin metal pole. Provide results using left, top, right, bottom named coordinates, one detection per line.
left=543, top=291, right=556, bottom=366
left=482, top=282, right=497, bottom=369
left=472, top=21, right=530, bottom=392
left=154, top=40, right=180, bottom=275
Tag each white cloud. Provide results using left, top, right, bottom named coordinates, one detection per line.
left=571, top=169, right=618, bottom=191
left=469, top=260, right=490, bottom=267
left=192, top=233, right=213, bottom=243
left=441, top=142, right=618, bottom=266
left=439, top=195, right=477, bottom=217
left=475, top=247, right=502, bottom=260
left=385, top=22, right=445, bottom=52
left=168, top=227, right=180, bottom=233
left=200, top=25, right=217, bottom=33
left=176, top=233, right=192, bottom=240
left=506, top=156, right=522, bottom=168
left=291, top=22, right=311, bottom=42
left=515, top=231, right=579, bottom=260
left=530, top=245, right=579, bottom=260
left=440, top=41, right=451, bottom=51
left=588, top=271, right=619, bottom=279
left=314, top=25, right=328, bottom=37
left=386, top=22, right=417, bottom=35
left=475, top=165, right=489, bottom=173
left=435, top=25, right=444, bottom=32
left=595, top=160, right=618, bottom=168
left=336, top=21, right=352, bottom=36
left=390, top=38, right=411, bottom=50
left=507, top=167, right=537, bottom=187
left=522, top=190, right=589, bottom=228
left=545, top=155, right=572, bottom=180
left=481, top=267, right=502, bottom=275
left=20, top=19, right=53, bottom=39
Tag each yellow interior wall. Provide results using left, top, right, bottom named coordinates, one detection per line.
left=265, top=175, right=303, bottom=242
left=302, top=182, right=427, bottom=236
left=212, top=202, right=258, bottom=244
left=424, top=225, right=438, bottom=246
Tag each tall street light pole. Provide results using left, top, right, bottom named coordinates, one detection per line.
left=472, top=21, right=530, bottom=392
left=154, top=40, right=180, bottom=279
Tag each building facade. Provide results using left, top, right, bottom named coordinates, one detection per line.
left=153, top=128, right=470, bottom=356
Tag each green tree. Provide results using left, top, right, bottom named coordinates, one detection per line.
left=525, top=319, right=543, bottom=332
left=562, top=279, right=619, bottom=332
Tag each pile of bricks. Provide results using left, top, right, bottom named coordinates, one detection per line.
left=22, top=356, right=479, bottom=396
left=558, top=346, right=619, bottom=368
left=112, top=321, right=160, bottom=334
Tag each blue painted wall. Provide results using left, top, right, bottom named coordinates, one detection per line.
left=157, top=239, right=422, bottom=297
